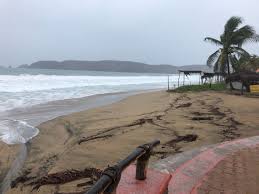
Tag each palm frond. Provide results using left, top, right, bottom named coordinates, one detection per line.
left=213, top=56, right=221, bottom=73
left=232, top=25, right=258, bottom=46
left=238, top=53, right=251, bottom=64
left=253, top=34, right=259, bottom=42
left=206, top=49, right=220, bottom=67
left=230, top=46, right=251, bottom=58
left=229, top=54, right=239, bottom=72
left=224, top=16, right=243, bottom=35
left=238, top=33, right=259, bottom=45
left=204, top=37, right=222, bottom=46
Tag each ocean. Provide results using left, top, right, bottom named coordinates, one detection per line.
left=0, top=67, right=200, bottom=144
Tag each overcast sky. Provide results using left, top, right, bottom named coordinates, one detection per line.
left=1, top=0, right=259, bottom=67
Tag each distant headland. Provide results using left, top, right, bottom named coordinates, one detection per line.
left=19, top=60, right=211, bottom=74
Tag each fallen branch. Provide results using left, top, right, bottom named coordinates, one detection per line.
left=175, top=102, right=192, bottom=109
left=191, top=116, right=214, bottom=121
left=78, top=118, right=150, bottom=144
left=11, top=168, right=102, bottom=191
left=165, top=134, right=198, bottom=147
left=78, top=134, right=113, bottom=144
left=11, top=170, right=35, bottom=188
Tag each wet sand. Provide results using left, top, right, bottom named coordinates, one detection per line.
left=0, top=90, right=154, bottom=193
left=4, top=90, right=259, bottom=194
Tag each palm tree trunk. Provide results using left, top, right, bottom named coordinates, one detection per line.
left=227, top=58, right=230, bottom=75
left=226, top=56, right=233, bottom=90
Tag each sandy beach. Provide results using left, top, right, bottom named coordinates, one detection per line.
left=2, top=90, right=259, bottom=194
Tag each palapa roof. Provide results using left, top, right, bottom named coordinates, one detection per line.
left=226, top=72, right=259, bottom=83
left=178, top=70, right=203, bottom=75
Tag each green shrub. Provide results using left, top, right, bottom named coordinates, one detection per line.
left=172, top=83, right=226, bottom=92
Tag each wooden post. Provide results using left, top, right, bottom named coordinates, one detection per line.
left=241, top=82, right=244, bottom=95
left=178, top=72, right=180, bottom=87
left=167, top=75, right=170, bottom=91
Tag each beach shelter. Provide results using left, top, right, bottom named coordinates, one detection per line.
left=177, top=70, right=203, bottom=87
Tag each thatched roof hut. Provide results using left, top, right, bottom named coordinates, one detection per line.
left=226, top=72, right=259, bottom=83
left=226, top=72, right=259, bottom=92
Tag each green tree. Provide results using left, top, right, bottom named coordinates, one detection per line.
left=205, top=16, right=259, bottom=75
left=229, top=54, right=250, bottom=72
left=239, top=55, right=259, bottom=72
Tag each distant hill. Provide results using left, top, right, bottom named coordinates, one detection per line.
left=0, top=65, right=13, bottom=69
left=20, top=60, right=212, bottom=74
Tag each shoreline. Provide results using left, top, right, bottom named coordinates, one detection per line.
left=3, top=90, right=259, bottom=194
left=0, top=89, right=162, bottom=193
left=1, top=89, right=162, bottom=127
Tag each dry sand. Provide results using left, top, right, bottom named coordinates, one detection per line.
left=3, top=90, right=259, bottom=194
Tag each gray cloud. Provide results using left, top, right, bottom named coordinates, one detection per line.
left=1, top=0, right=259, bottom=66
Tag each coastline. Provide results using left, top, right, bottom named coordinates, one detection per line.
left=0, top=89, right=161, bottom=127
left=3, top=90, right=259, bottom=194
left=0, top=89, right=162, bottom=193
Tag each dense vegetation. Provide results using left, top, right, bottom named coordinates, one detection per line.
left=238, top=56, right=259, bottom=72
left=173, top=83, right=226, bottom=92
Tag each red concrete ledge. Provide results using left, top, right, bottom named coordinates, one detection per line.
left=165, top=136, right=259, bottom=194
left=117, top=165, right=172, bottom=194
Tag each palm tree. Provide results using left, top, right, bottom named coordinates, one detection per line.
left=205, top=16, right=259, bottom=75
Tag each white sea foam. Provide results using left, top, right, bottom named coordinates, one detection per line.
left=0, top=74, right=171, bottom=92
left=0, top=120, right=39, bottom=144
left=0, top=74, right=199, bottom=92
left=0, top=73, right=200, bottom=112
left=0, top=71, right=201, bottom=144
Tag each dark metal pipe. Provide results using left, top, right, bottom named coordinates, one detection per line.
left=86, top=140, right=160, bottom=194
left=86, top=149, right=145, bottom=194
left=86, top=175, right=112, bottom=194
left=147, top=139, right=160, bottom=148
left=117, top=147, right=144, bottom=170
